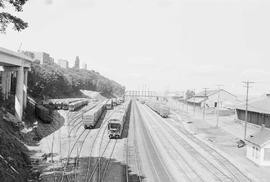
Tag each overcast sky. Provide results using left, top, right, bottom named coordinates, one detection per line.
left=1, top=0, right=270, bottom=95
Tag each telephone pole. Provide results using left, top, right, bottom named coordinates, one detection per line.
left=243, top=81, right=254, bottom=139
left=216, top=84, right=224, bottom=127
left=193, top=89, right=196, bottom=115
left=203, top=88, right=209, bottom=120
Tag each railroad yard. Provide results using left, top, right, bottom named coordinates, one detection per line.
left=25, top=97, right=270, bottom=182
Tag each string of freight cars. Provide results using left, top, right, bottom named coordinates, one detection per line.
left=144, top=99, right=170, bottom=118
left=83, top=106, right=122, bottom=182
left=84, top=100, right=131, bottom=182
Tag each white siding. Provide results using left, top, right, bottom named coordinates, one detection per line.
left=205, top=90, right=237, bottom=109
left=246, top=143, right=270, bottom=166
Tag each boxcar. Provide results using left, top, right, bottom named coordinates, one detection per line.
left=35, top=104, right=53, bottom=123
left=83, top=102, right=105, bottom=129
left=105, top=99, right=113, bottom=110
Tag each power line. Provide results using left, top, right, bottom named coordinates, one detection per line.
left=203, top=88, right=209, bottom=120
left=243, top=81, right=255, bottom=139
left=216, top=84, right=224, bottom=127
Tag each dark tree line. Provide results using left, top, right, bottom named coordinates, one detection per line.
left=28, top=63, right=125, bottom=100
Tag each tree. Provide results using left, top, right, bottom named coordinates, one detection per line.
left=185, top=89, right=195, bottom=99
left=0, top=0, right=28, bottom=33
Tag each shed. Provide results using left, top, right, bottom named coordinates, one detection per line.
left=187, top=89, right=237, bottom=108
left=245, top=128, right=270, bottom=166
left=236, top=95, right=270, bottom=128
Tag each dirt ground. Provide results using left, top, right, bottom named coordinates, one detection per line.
left=168, top=99, right=270, bottom=182
left=28, top=101, right=129, bottom=182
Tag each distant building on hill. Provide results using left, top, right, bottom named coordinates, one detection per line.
left=74, top=56, right=80, bottom=69
left=58, top=59, right=69, bottom=68
left=23, top=51, right=54, bottom=65
left=82, top=62, right=87, bottom=70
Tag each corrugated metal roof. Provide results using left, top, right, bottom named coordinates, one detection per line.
left=195, top=89, right=236, bottom=98
left=236, top=96, right=270, bottom=114
left=245, top=128, right=270, bottom=147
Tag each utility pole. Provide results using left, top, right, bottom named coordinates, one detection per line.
left=193, top=89, right=196, bottom=115
left=203, top=88, right=209, bottom=120
left=216, top=84, right=224, bottom=127
left=243, top=81, right=254, bottom=139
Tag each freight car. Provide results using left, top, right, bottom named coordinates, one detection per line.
left=105, top=99, right=113, bottom=110
left=83, top=101, right=105, bottom=129
left=145, top=100, right=170, bottom=118
left=69, top=100, right=88, bottom=111
left=35, top=104, right=53, bottom=123
left=62, top=101, right=69, bottom=110
left=107, top=100, right=131, bottom=139
left=112, top=98, right=118, bottom=106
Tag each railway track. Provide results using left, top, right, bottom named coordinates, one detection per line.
left=59, top=129, right=91, bottom=182
left=172, top=122, right=252, bottom=182
left=143, top=104, right=251, bottom=182
left=126, top=102, right=143, bottom=182
left=84, top=107, right=120, bottom=182
left=58, top=103, right=108, bottom=182
left=141, top=103, right=204, bottom=182
left=134, top=102, right=173, bottom=182
left=99, top=139, right=118, bottom=182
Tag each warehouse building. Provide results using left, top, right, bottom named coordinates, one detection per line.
left=245, top=127, right=270, bottom=166
left=187, top=89, right=237, bottom=109
left=236, top=95, right=270, bottom=128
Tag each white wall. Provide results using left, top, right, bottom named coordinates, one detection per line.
left=206, top=90, right=237, bottom=108
left=246, top=144, right=262, bottom=165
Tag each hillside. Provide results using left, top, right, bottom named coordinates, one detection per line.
left=28, top=63, right=125, bottom=100
left=0, top=109, right=31, bottom=182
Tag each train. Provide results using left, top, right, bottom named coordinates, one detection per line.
left=42, top=98, right=82, bottom=110
left=145, top=100, right=170, bottom=118
left=83, top=101, right=106, bottom=129
left=107, top=100, right=131, bottom=139
left=69, top=100, right=88, bottom=111
left=105, top=99, right=113, bottom=110
left=112, top=98, right=118, bottom=106
left=35, top=104, right=53, bottom=123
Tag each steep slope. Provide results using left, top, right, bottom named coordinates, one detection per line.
left=0, top=110, right=31, bottom=182
left=28, top=63, right=125, bottom=100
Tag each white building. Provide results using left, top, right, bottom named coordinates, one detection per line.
left=245, top=128, right=270, bottom=166
left=187, top=89, right=237, bottom=109
left=23, top=51, right=54, bottom=65
left=58, top=59, right=69, bottom=68
left=82, top=62, right=87, bottom=70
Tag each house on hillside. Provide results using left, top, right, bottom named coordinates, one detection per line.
left=236, top=95, right=270, bottom=128
left=245, top=127, right=270, bottom=166
left=187, top=89, right=237, bottom=109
